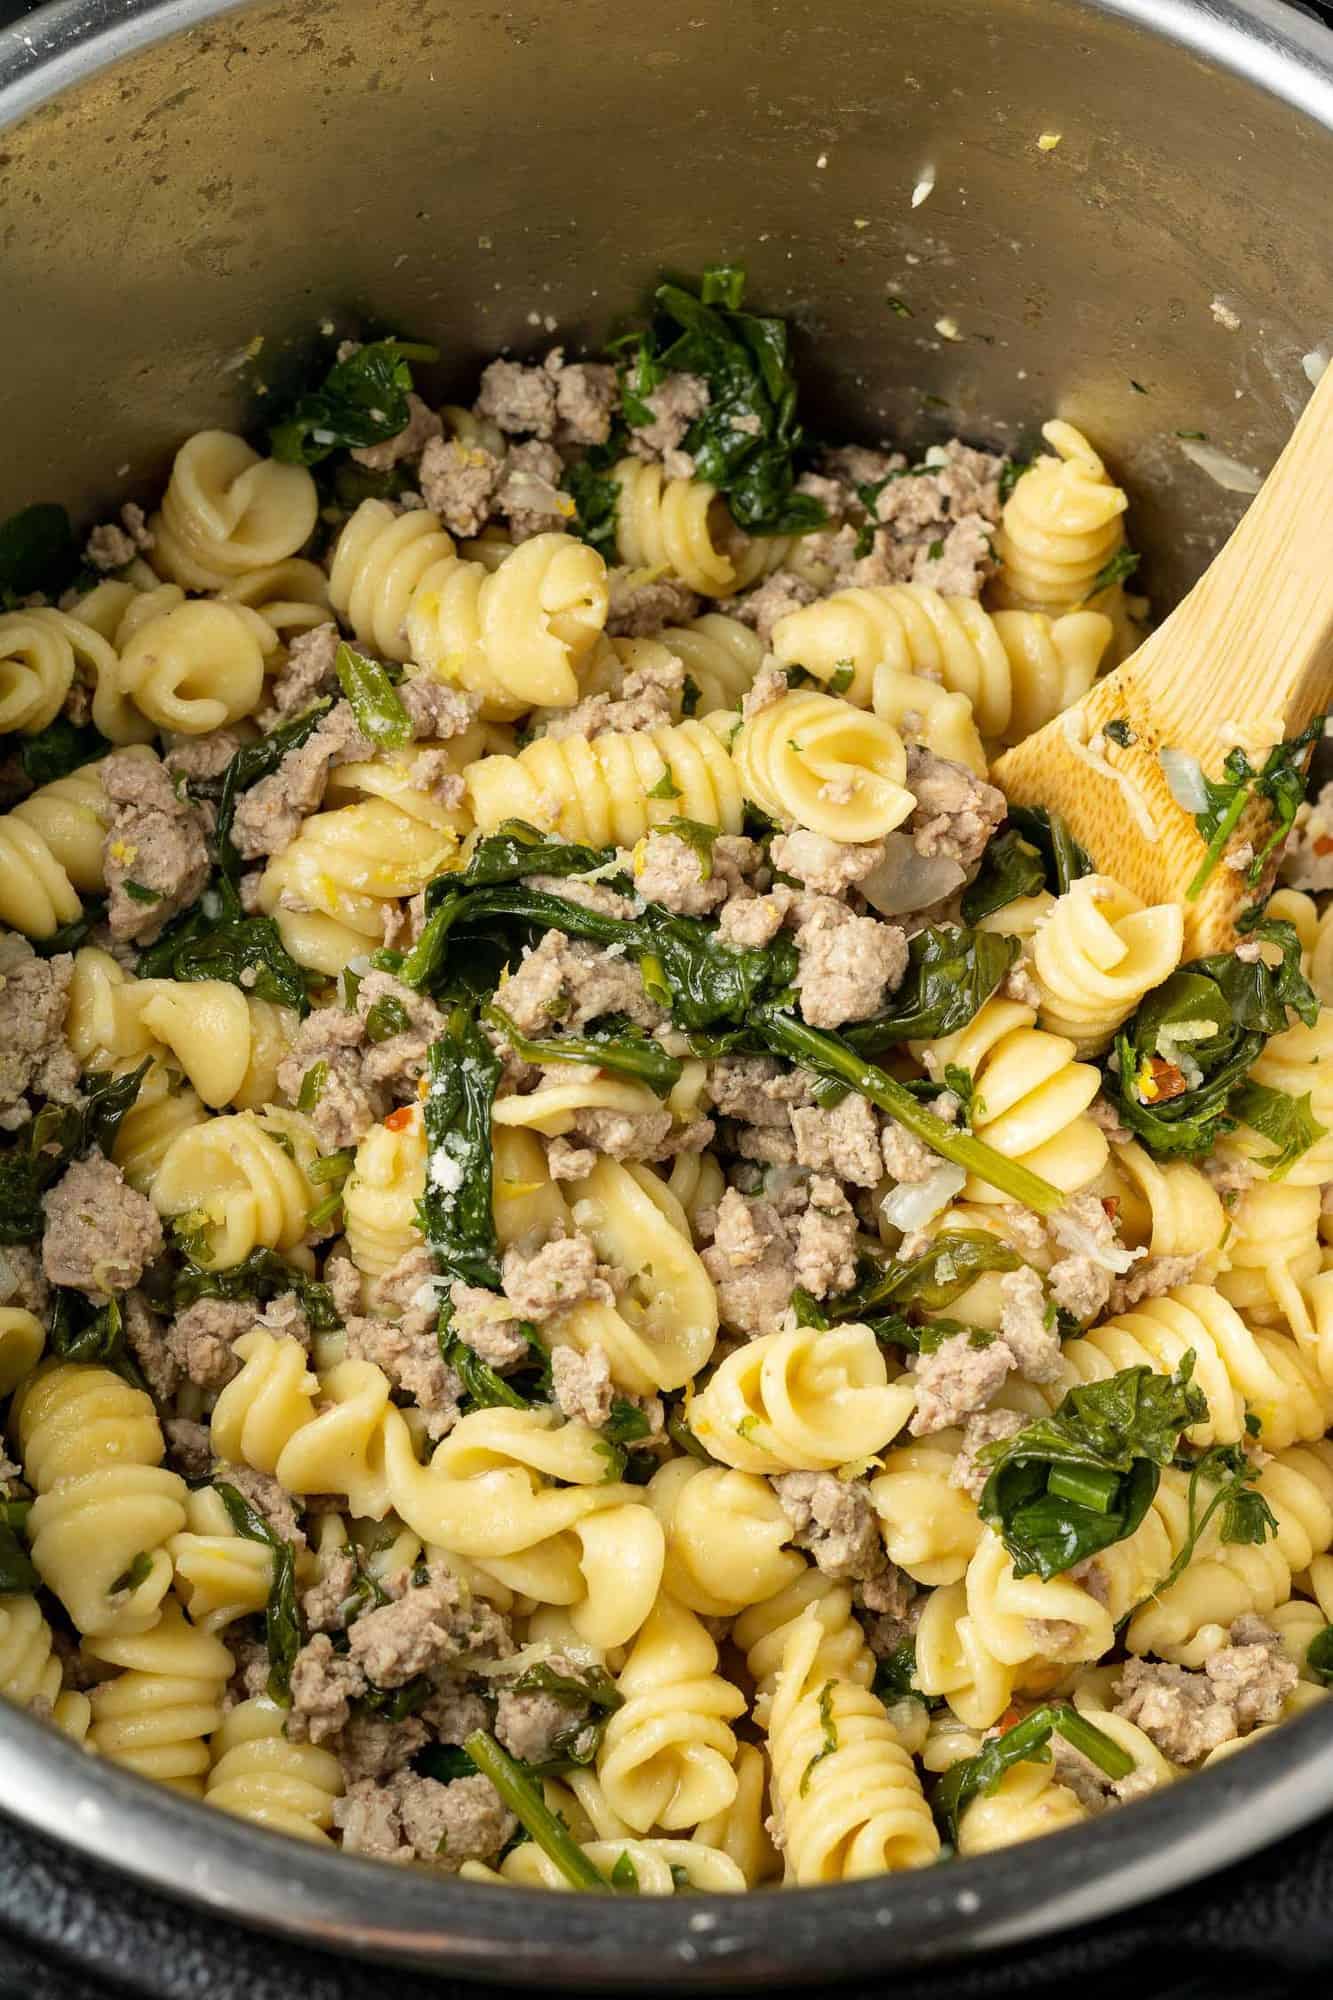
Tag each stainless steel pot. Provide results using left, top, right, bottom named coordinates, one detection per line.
left=2, top=0, right=1332, bottom=1984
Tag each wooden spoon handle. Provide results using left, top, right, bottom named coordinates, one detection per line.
left=1132, top=359, right=1333, bottom=759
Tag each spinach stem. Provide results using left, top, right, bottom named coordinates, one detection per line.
left=463, top=1729, right=611, bottom=1891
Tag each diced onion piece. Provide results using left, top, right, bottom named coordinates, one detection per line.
left=879, top=1161, right=967, bottom=1231
left=857, top=833, right=967, bottom=916
left=1177, top=438, right=1262, bottom=494
left=1159, top=747, right=1210, bottom=814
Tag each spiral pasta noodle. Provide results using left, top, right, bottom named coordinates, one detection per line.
left=169, top=1485, right=276, bottom=1634
left=731, top=688, right=914, bottom=842
left=149, top=1107, right=323, bottom=1264
left=0, top=756, right=122, bottom=939
left=646, top=1459, right=804, bottom=1620
left=84, top=1602, right=233, bottom=1795
left=1029, top=875, right=1184, bottom=1054
left=329, top=499, right=458, bottom=661
left=15, top=1363, right=187, bottom=1636
left=0, top=1308, right=45, bottom=1398
left=343, top=1105, right=428, bottom=1279
left=659, top=613, right=765, bottom=712
left=255, top=797, right=461, bottom=974
left=597, top=1593, right=746, bottom=1832
left=689, top=1320, right=914, bottom=1473
left=769, top=580, right=1112, bottom=742
left=1216, top=1181, right=1323, bottom=1333
left=990, top=420, right=1129, bottom=614
left=869, top=1430, right=985, bottom=1585
left=612, top=458, right=759, bottom=598
left=463, top=715, right=744, bottom=845
left=955, top=1757, right=1089, bottom=1856
left=116, top=598, right=277, bottom=735
left=206, top=1696, right=345, bottom=1842
left=1100, top=1139, right=1229, bottom=1269
left=150, top=430, right=319, bottom=590
left=0, top=1593, right=90, bottom=1741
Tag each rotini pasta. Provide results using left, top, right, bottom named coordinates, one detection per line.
left=464, top=715, right=744, bottom=844
left=206, top=1695, right=345, bottom=1841
left=689, top=1320, right=914, bottom=1472
left=1029, top=875, right=1184, bottom=1054
left=83, top=1602, right=233, bottom=1795
left=597, top=1593, right=746, bottom=1832
left=731, top=688, right=914, bottom=842
left=150, top=430, right=319, bottom=589
left=149, top=1107, right=323, bottom=1263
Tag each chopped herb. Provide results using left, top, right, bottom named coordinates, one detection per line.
left=647, top=765, right=683, bottom=801
left=122, top=880, right=162, bottom=904
left=1102, top=719, right=1137, bottom=748
left=297, top=1060, right=328, bottom=1111
left=609, top=1851, right=639, bottom=1892
left=417, top=1007, right=503, bottom=1287
left=1183, top=719, right=1324, bottom=898
left=997, top=459, right=1030, bottom=504
left=1306, top=1625, right=1333, bottom=1687
left=334, top=640, right=412, bottom=749
left=603, top=1400, right=653, bottom=1446
left=269, top=335, right=439, bottom=466
left=927, top=538, right=945, bottom=562
left=887, top=296, right=913, bottom=318
left=800, top=1680, right=840, bottom=1796
left=1175, top=429, right=1208, bottom=441
left=659, top=815, right=721, bottom=879
left=485, top=1002, right=683, bottom=1099
left=363, top=994, right=411, bottom=1043
left=109, top=1551, right=155, bottom=1595
left=681, top=675, right=702, bottom=717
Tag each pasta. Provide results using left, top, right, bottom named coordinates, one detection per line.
left=730, top=689, right=914, bottom=842
left=4, top=267, right=1332, bottom=1897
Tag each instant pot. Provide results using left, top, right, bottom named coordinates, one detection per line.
left=2, top=0, right=1333, bottom=1991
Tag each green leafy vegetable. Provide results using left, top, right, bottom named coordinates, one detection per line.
left=463, top=1728, right=612, bottom=1890
left=978, top=1359, right=1207, bottom=1579
left=0, top=1061, right=151, bottom=1245
left=1182, top=718, right=1324, bottom=898
left=613, top=269, right=826, bottom=536
left=609, top=1851, right=640, bottom=1892
left=755, top=1008, right=1063, bottom=1213
left=842, top=926, right=1018, bottom=1052
left=658, top=816, right=721, bottom=878
left=1007, top=805, right=1093, bottom=896
left=501, top=1658, right=624, bottom=1773
left=563, top=454, right=622, bottom=560
left=960, top=828, right=1048, bottom=925
left=214, top=1482, right=300, bottom=1705
left=18, top=715, right=110, bottom=787
left=0, top=1520, right=40, bottom=1594
left=646, top=765, right=682, bottom=801
left=872, top=1640, right=930, bottom=1708
left=485, top=1002, right=683, bottom=1098
left=442, top=1305, right=549, bottom=1414
left=800, top=1680, right=840, bottom=1796
left=334, top=641, right=412, bottom=749
left=458, top=821, right=622, bottom=889
left=0, top=502, right=78, bottom=604
left=1102, top=719, right=1137, bottom=749
left=269, top=336, right=439, bottom=466
left=1228, top=1081, right=1326, bottom=1180
left=1141, top=1440, right=1277, bottom=1610
left=109, top=1550, right=155, bottom=1595
left=818, top=1231, right=1023, bottom=1326
left=173, top=1248, right=341, bottom=1332
left=414, top=1743, right=479, bottom=1784
left=1306, top=1625, right=1333, bottom=1686
left=417, top=1007, right=503, bottom=1287
left=48, top=1292, right=130, bottom=1370
left=604, top=1399, right=652, bottom=1445
left=363, top=995, right=411, bottom=1044
left=1089, top=548, right=1141, bottom=595
left=933, top=1704, right=1134, bottom=1844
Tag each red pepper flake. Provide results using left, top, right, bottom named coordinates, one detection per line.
left=1313, top=835, right=1333, bottom=856
left=384, top=1105, right=415, bottom=1131
left=1101, top=1196, right=1121, bottom=1222
left=1146, top=1056, right=1188, bottom=1102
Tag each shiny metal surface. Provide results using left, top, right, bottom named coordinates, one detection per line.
left=1, top=0, right=1332, bottom=1981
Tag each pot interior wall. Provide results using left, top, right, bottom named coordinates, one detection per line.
left=1, top=0, right=1330, bottom=612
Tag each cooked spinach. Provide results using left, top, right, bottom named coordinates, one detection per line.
left=1089, top=548, right=1141, bottom=595
left=872, top=1640, right=932, bottom=1708
left=269, top=336, right=439, bottom=467
left=960, top=827, right=1048, bottom=924
left=1180, top=718, right=1324, bottom=899
left=486, top=1001, right=683, bottom=1098
left=214, top=1481, right=301, bottom=1705
left=18, top=715, right=110, bottom=787
left=460, top=821, right=622, bottom=888
left=1306, top=1625, right=1333, bottom=1687
left=0, top=1060, right=151, bottom=1246
left=464, top=1728, right=612, bottom=1890
left=0, top=502, right=78, bottom=605
left=417, top=1006, right=503, bottom=1288
left=1007, top=805, right=1093, bottom=895
left=173, top=1248, right=341, bottom=1332
left=612, top=267, right=825, bottom=536
left=1228, top=1081, right=1326, bottom=1180
left=842, top=926, right=1018, bottom=1052
left=978, top=1359, right=1208, bottom=1579
left=0, top=1519, right=40, bottom=1594
left=563, top=452, right=623, bottom=560
left=334, top=641, right=412, bottom=748
left=933, top=1703, right=1134, bottom=1844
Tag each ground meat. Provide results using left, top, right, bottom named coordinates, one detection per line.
left=772, top=1471, right=893, bottom=1589
left=1087, top=1094, right=1132, bottom=1144
left=355, top=970, right=448, bottom=1099
left=949, top=1408, right=1027, bottom=1499
left=1002, top=958, right=1042, bottom=1008
left=546, top=1136, right=597, bottom=1181
left=0, top=946, right=78, bottom=1120
left=276, top=1006, right=383, bottom=1151
left=419, top=1680, right=492, bottom=1747
left=41, top=1153, right=162, bottom=1297
left=163, top=727, right=249, bottom=783
left=214, top=1462, right=306, bottom=1549
left=0, top=1245, right=50, bottom=1320
left=605, top=569, right=701, bottom=638
left=631, top=830, right=728, bottom=916
left=879, top=1120, right=938, bottom=1185
left=550, top=1341, right=614, bottom=1427
left=476, top=357, right=559, bottom=440
left=701, top=1189, right=795, bottom=1339
left=302, top=1551, right=357, bottom=1635
left=741, top=663, right=790, bottom=720
left=542, top=659, right=685, bottom=742
left=419, top=436, right=504, bottom=537
left=120, top=1288, right=178, bottom=1402
left=997, top=1266, right=1062, bottom=1383
left=446, top=1281, right=532, bottom=1369
left=350, top=392, right=443, bottom=471
left=335, top=1710, right=430, bottom=1784
left=717, top=892, right=789, bottom=950
left=733, top=570, right=820, bottom=643
left=165, top=1297, right=260, bottom=1392
left=230, top=702, right=372, bottom=862
left=494, top=1651, right=594, bottom=1765
left=909, top=1331, right=1015, bottom=1436
left=1047, top=1252, right=1112, bottom=1323
left=494, top=439, right=571, bottom=541
left=267, top=622, right=342, bottom=717
left=1280, top=786, right=1333, bottom=893
left=84, top=503, right=154, bottom=573
left=163, top=1417, right=212, bottom=1480
left=285, top=1633, right=366, bottom=1744
left=397, top=679, right=480, bottom=742
left=790, top=1094, right=883, bottom=1187
left=335, top=1772, right=515, bottom=1871
left=1108, top=1253, right=1200, bottom=1315
left=910, top=515, right=996, bottom=597
left=627, top=372, right=710, bottom=479
left=709, top=1055, right=813, bottom=1129
left=101, top=749, right=212, bottom=945
left=221, top=1634, right=274, bottom=1714
left=501, top=1234, right=613, bottom=1321
left=1113, top=1627, right=1297, bottom=1765
left=554, top=359, right=618, bottom=447
left=794, top=902, right=908, bottom=1029
left=497, top=932, right=662, bottom=1036
left=793, top=1177, right=858, bottom=1297
left=770, top=829, right=891, bottom=899
left=346, top=1315, right=461, bottom=1440
left=904, top=747, right=1007, bottom=868
left=347, top=1574, right=488, bottom=1687
left=852, top=443, right=1002, bottom=598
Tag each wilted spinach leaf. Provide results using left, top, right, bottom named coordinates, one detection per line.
left=269, top=337, right=439, bottom=467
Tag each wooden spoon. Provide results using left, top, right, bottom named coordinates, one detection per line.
left=991, top=361, right=1333, bottom=955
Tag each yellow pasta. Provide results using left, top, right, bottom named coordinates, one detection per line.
left=689, top=1320, right=914, bottom=1472
left=731, top=688, right=914, bottom=842
left=150, top=1107, right=322, bottom=1264
left=990, top=419, right=1129, bottom=615
left=1029, top=874, right=1184, bottom=1054
left=206, top=1696, right=345, bottom=1842
left=84, top=1602, right=233, bottom=1795
left=343, top=1105, right=428, bottom=1279
left=464, top=715, right=744, bottom=844
left=150, top=430, right=319, bottom=589
left=597, top=1593, right=746, bottom=1832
